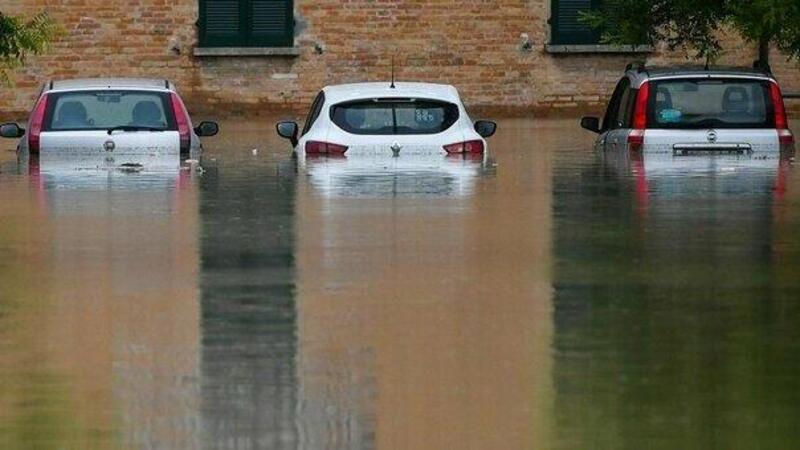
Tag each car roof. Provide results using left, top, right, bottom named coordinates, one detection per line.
left=321, top=82, right=461, bottom=104
left=47, top=78, right=174, bottom=92
left=625, top=66, right=776, bottom=87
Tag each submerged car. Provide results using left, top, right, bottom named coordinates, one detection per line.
left=581, top=66, right=795, bottom=156
left=0, top=78, right=219, bottom=169
left=276, top=82, right=497, bottom=157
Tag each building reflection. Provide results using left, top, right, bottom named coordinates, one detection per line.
left=198, top=156, right=299, bottom=449
left=0, top=158, right=201, bottom=449
left=294, top=129, right=554, bottom=449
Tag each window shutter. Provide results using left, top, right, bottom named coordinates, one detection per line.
left=199, top=0, right=294, bottom=48
left=250, top=0, right=294, bottom=47
left=551, top=0, right=602, bottom=45
left=200, top=0, right=245, bottom=47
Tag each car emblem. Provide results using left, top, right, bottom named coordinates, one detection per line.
left=390, top=143, right=402, bottom=156
left=707, top=130, right=718, bottom=143
left=104, top=140, right=116, bottom=152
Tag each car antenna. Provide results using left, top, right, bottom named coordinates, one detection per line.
left=390, top=55, right=396, bottom=89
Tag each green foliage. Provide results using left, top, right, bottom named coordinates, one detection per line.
left=581, top=0, right=800, bottom=66
left=0, top=11, right=59, bottom=83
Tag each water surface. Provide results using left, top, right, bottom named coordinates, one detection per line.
left=0, top=118, right=798, bottom=449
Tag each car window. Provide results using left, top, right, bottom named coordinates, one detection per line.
left=603, top=77, right=630, bottom=131
left=648, top=78, right=772, bottom=129
left=330, top=98, right=460, bottom=135
left=302, top=91, right=325, bottom=136
left=44, top=91, right=177, bottom=132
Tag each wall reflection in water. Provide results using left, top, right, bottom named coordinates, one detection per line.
left=198, top=151, right=299, bottom=449
left=0, top=157, right=201, bottom=449
left=552, top=145, right=800, bottom=449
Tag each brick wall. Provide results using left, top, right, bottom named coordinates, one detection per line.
left=1, top=1, right=798, bottom=117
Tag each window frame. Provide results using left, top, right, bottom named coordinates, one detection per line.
left=198, top=0, right=295, bottom=48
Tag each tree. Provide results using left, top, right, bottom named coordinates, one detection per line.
left=582, top=0, right=800, bottom=72
left=0, top=11, right=59, bottom=82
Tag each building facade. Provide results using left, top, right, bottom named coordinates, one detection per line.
left=1, top=0, right=798, bottom=117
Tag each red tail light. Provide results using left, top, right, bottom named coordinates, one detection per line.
left=28, top=94, right=49, bottom=154
left=769, top=82, right=794, bottom=148
left=770, top=82, right=789, bottom=130
left=443, top=140, right=484, bottom=154
left=170, top=93, right=191, bottom=153
left=305, top=141, right=348, bottom=155
left=627, top=82, right=650, bottom=151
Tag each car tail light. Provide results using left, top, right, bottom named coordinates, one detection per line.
left=170, top=93, right=191, bottom=153
left=628, top=82, right=650, bottom=151
left=770, top=82, right=794, bottom=149
left=305, top=141, right=348, bottom=155
left=28, top=94, right=49, bottom=154
left=443, top=140, right=485, bottom=154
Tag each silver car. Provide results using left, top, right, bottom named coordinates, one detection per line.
left=1, top=78, right=219, bottom=169
left=581, top=66, right=795, bottom=156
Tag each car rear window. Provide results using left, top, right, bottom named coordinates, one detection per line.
left=330, top=98, right=460, bottom=135
left=44, top=90, right=177, bottom=132
left=648, top=78, right=774, bottom=129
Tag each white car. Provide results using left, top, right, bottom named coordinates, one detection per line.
left=276, top=82, right=497, bottom=157
left=0, top=78, right=219, bottom=170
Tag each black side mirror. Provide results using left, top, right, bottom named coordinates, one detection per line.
left=474, top=120, right=497, bottom=138
left=276, top=121, right=299, bottom=147
left=0, top=123, right=24, bottom=139
left=581, top=117, right=601, bottom=134
left=194, top=121, right=219, bottom=137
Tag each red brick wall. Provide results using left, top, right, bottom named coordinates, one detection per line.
left=1, top=1, right=798, bottom=117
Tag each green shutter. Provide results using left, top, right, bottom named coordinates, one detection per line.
left=551, top=0, right=602, bottom=45
left=250, top=0, right=294, bottom=47
left=200, top=0, right=294, bottom=47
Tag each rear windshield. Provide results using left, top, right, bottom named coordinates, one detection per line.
left=648, top=79, right=774, bottom=129
left=330, top=98, right=460, bottom=135
left=44, top=90, right=177, bottom=132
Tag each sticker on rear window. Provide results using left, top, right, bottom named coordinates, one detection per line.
left=659, top=109, right=683, bottom=123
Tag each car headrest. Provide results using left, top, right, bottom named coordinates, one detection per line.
left=132, top=101, right=163, bottom=126
left=723, top=87, right=750, bottom=113
left=57, top=101, right=88, bottom=124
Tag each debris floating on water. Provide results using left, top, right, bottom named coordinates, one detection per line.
left=252, top=148, right=259, bottom=156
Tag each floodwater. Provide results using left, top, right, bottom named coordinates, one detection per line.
left=0, top=118, right=799, bottom=449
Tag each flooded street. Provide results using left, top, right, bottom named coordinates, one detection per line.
left=1, top=117, right=799, bottom=449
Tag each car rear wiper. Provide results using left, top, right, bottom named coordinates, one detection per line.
left=107, top=126, right=166, bottom=135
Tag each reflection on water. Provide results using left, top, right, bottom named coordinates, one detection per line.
left=1, top=118, right=799, bottom=449
left=552, top=138, right=800, bottom=449
left=301, top=153, right=492, bottom=198
left=0, top=160, right=200, bottom=449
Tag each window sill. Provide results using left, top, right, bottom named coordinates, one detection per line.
left=193, top=47, right=301, bottom=57
left=545, top=44, right=653, bottom=54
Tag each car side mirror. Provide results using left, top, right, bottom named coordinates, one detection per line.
left=194, top=121, right=219, bottom=137
left=0, top=123, right=24, bottom=139
left=474, top=120, right=497, bottom=138
left=276, top=121, right=299, bottom=147
left=581, top=117, right=601, bottom=134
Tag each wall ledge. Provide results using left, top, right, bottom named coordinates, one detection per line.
left=545, top=44, right=653, bottom=54
left=193, top=47, right=301, bottom=57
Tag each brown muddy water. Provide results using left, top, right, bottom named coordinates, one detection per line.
left=1, top=118, right=799, bottom=449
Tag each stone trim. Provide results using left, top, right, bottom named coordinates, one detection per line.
left=193, top=47, right=301, bottom=57
left=545, top=44, right=653, bottom=54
